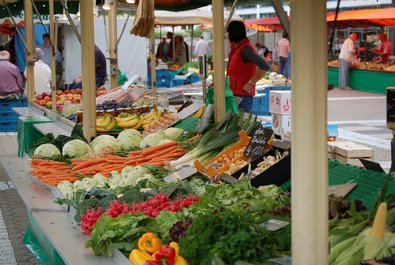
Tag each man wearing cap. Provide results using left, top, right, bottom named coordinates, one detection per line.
left=0, top=50, right=23, bottom=96
left=24, top=48, right=51, bottom=95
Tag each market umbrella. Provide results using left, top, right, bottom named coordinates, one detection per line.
left=244, top=16, right=286, bottom=32
left=327, top=7, right=395, bottom=27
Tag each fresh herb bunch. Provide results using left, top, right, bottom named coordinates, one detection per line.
left=179, top=208, right=291, bottom=265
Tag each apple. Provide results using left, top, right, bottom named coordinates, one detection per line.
left=38, top=99, right=46, bottom=106
left=45, top=101, right=52, bottom=108
left=44, top=96, right=51, bottom=103
left=36, top=95, right=43, bottom=100
left=42, top=92, right=48, bottom=97
left=56, top=90, right=63, bottom=95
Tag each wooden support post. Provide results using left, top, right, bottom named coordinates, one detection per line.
left=24, top=0, right=35, bottom=102
left=291, top=0, right=328, bottom=264
left=212, top=0, right=225, bottom=122
left=49, top=0, right=57, bottom=111
left=108, top=0, right=119, bottom=88
left=81, top=0, right=97, bottom=141
left=150, top=25, right=157, bottom=96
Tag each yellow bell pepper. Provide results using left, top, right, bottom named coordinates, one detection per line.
left=129, top=249, right=154, bottom=265
left=169, top=242, right=179, bottom=258
left=174, top=255, right=189, bottom=265
left=138, top=232, right=162, bottom=254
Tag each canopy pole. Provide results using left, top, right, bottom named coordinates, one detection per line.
left=117, top=10, right=131, bottom=47
left=59, top=0, right=81, bottom=43
left=172, top=26, right=175, bottom=61
left=49, top=0, right=57, bottom=111
left=150, top=25, right=157, bottom=96
left=291, top=0, right=328, bottom=264
left=80, top=0, right=96, bottom=141
left=108, top=0, right=119, bottom=88
left=270, top=0, right=290, bottom=38
left=191, top=25, right=194, bottom=60
left=224, top=0, right=239, bottom=30
left=212, top=0, right=225, bottom=122
left=24, top=0, right=35, bottom=102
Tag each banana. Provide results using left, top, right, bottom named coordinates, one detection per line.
left=131, top=118, right=143, bottom=129
left=115, top=113, right=138, bottom=123
left=142, top=115, right=160, bottom=125
left=117, top=115, right=141, bottom=129
left=96, top=114, right=111, bottom=128
left=192, top=106, right=205, bottom=119
left=96, top=115, right=116, bottom=132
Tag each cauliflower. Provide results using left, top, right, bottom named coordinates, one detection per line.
left=121, top=166, right=149, bottom=179
left=81, top=178, right=97, bottom=191
left=73, top=180, right=83, bottom=191
left=108, top=173, right=122, bottom=189
left=93, top=174, right=107, bottom=187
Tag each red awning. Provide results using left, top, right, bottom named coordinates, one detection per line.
left=327, top=7, right=395, bottom=27
left=244, top=17, right=286, bottom=32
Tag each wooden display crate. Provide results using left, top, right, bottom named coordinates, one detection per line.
left=194, top=130, right=251, bottom=178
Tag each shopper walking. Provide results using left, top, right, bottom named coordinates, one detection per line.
left=339, top=32, right=365, bottom=89
left=226, top=21, right=271, bottom=112
left=194, top=35, right=210, bottom=58
left=276, top=32, right=290, bottom=77
left=373, top=32, right=392, bottom=63
left=24, top=48, right=51, bottom=95
left=0, top=50, right=23, bottom=97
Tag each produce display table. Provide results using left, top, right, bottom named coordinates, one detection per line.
left=328, top=67, right=395, bottom=94
left=0, top=156, right=128, bottom=265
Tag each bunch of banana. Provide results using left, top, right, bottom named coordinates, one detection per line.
left=141, top=107, right=162, bottom=126
left=96, top=114, right=116, bottom=133
left=192, top=106, right=206, bottom=119
left=115, top=113, right=142, bottom=129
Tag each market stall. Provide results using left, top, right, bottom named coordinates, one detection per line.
left=0, top=0, right=356, bottom=265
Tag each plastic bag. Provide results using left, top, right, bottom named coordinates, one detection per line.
left=205, top=77, right=238, bottom=113
left=117, top=69, right=128, bottom=86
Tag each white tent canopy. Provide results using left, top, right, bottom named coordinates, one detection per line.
left=154, top=8, right=243, bottom=26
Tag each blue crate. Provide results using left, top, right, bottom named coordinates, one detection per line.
left=0, top=98, right=27, bottom=112
left=271, top=85, right=291, bottom=91
left=185, top=74, right=200, bottom=84
left=157, top=77, right=173, bottom=88
left=251, top=95, right=270, bottom=116
left=147, top=69, right=174, bottom=86
left=170, top=79, right=185, bottom=87
left=0, top=111, right=19, bottom=122
left=0, top=121, right=18, bottom=132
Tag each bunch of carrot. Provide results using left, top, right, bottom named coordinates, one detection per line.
left=30, top=159, right=78, bottom=186
left=30, top=142, right=186, bottom=186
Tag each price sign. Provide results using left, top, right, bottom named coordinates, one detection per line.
left=243, top=126, right=273, bottom=160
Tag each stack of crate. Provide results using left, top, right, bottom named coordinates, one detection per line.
left=0, top=98, right=27, bottom=132
left=327, top=141, right=374, bottom=167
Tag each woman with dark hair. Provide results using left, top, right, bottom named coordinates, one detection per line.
left=226, top=21, right=271, bottom=112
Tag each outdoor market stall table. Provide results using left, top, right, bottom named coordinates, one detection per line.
left=328, top=67, right=394, bottom=94
left=0, top=155, right=130, bottom=265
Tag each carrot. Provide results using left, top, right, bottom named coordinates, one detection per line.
left=141, top=161, right=166, bottom=166
left=124, top=157, right=151, bottom=165
left=72, top=158, right=106, bottom=171
left=128, top=150, right=143, bottom=156
left=145, top=146, right=178, bottom=159
left=140, top=142, right=178, bottom=156
left=152, top=152, right=185, bottom=160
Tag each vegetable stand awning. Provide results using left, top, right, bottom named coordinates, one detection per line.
left=244, top=17, right=286, bottom=32
left=154, top=9, right=243, bottom=26
left=0, top=0, right=79, bottom=19
left=327, top=7, right=395, bottom=27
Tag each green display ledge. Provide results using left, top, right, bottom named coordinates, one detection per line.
left=328, top=67, right=395, bottom=94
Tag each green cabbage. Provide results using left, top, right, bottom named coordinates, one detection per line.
left=117, top=129, right=142, bottom=151
left=62, top=139, right=92, bottom=158
left=164, top=128, right=184, bottom=141
left=33, top=143, right=61, bottom=159
left=91, top=135, right=121, bottom=153
left=140, top=130, right=166, bottom=148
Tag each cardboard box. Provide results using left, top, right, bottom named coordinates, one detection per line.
left=336, top=154, right=372, bottom=168
left=334, top=141, right=374, bottom=158
left=269, top=91, right=292, bottom=114
left=271, top=113, right=291, bottom=136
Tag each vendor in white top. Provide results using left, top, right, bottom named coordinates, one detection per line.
left=24, top=48, right=51, bottom=95
left=194, top=35, right=210, bottom=59
left=338, top=32, right=365, bottom=89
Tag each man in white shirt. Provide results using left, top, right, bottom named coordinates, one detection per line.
left=339, top=32, right=365, bottom=89
left=194, top=35, right=210, bottom=59
left=25, top=48, right=51, bottom=95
